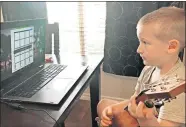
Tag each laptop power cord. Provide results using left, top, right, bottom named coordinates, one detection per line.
left=0, top=100, right=61, bottom=127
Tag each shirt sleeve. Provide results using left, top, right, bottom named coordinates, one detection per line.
left=158, top=92, right=185, bottom=124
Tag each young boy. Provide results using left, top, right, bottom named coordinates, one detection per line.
left=97, top=7, right=185, bottom=127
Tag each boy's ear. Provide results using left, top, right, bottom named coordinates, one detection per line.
left=167, top=39, right=180, bottom=53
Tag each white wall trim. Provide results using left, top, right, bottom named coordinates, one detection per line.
left=1, top=7, right=4, bottom=22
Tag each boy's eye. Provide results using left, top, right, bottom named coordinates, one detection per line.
left=142, top=41, right=148, bottom=44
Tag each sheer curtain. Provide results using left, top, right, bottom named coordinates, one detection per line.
left=46, top=2, right=106, bottom=57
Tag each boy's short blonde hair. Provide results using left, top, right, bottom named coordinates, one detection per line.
left=137, top=7, right=185, bottom=51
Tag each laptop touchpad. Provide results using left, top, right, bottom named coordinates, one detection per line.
left=47, top=78, right=74, bottom=91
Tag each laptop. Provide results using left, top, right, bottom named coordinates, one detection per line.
left=0, top=18, right=88, bottom=105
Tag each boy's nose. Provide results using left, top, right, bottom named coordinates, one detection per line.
left=137, top=44, right=143, bottom=54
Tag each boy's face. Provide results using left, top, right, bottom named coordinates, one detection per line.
left=136, top=23, right=169, bottom=66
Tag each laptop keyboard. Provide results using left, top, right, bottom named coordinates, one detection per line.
left=6, top=64, right=66, bottom=98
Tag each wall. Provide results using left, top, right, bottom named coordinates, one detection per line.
left=2, top=2, right=47, bottom=21
left=82, top=64, right=138, bottom=101
left=100, top=65, right=138, bottom=100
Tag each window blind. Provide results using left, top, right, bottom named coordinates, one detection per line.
left=46, top=2, right=106, bottom=56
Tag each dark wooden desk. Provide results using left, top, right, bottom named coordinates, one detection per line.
left=1, top=54, right=103, bottom=127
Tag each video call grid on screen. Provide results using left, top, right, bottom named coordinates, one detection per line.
left=11, top=27, right=34, bottom=73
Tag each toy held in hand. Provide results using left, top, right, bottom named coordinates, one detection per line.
left=113, top=78, right=185, bottom=127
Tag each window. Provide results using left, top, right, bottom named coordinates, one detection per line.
left=46, top=2, right=106, bottom=56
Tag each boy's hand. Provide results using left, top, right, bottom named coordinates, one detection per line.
left=128, top=95, right=157, bottom=120
left=100, top=106, right=113, bottom=126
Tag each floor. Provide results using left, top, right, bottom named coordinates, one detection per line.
left=65, top=99, right=92, bottom=127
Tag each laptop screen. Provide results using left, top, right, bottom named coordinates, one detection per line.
left=0, top=18, right=46, bottom=82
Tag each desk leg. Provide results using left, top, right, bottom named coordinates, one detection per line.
left=60, top=122, right=65, bottom=127
left=90, top=67, right=101, bottom=127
